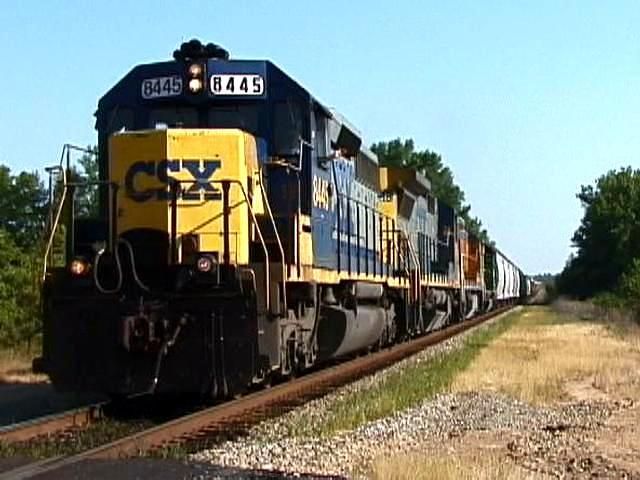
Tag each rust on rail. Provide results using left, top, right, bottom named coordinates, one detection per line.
left=0, top=404, right=104, bottom=443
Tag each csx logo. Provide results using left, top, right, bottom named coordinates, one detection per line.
left=124, top=159, right=221, bottom=202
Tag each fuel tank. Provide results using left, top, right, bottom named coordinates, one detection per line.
left=316, top=304, right=392, bottom=359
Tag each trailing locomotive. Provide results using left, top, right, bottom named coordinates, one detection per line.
left=36, top=40, right=532, bottom=398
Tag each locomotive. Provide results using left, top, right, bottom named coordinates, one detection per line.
left=36, top=40, right=532, bottom=398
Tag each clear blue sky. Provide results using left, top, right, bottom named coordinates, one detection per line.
left=1, top=1, right=639, bottom=274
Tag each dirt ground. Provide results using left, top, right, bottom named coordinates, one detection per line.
left=0, top=349, right=46, bottom=384
left=370, top=305, right=640, bottom=479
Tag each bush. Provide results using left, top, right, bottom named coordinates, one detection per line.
left=592, top=291, right=627, bottom=310
left=617, top=258, right=640, bottom=309
left=0, top=230, right=41, bottom=349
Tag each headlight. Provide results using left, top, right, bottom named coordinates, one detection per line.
left=196, top=255, right=214, bottom=273
left=70, top=258, right=89, bottom=276
left=188, top=78, right=203, bottom=93
left=186, top=62, right=205, bottom=94
left=188, top=63, right=203, bottom=76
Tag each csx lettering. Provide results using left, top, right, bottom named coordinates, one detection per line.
left=125, top=159, right=221, bottom=202
left=313, top=176, right=331, bottom=210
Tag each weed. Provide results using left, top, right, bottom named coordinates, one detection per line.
left=287, top=310, right=520, bottom=437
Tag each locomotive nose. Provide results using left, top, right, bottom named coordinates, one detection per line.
left=109, top=128, right=263, bottom=269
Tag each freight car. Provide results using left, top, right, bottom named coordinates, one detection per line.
left=36, top=40, right=530, bottom=398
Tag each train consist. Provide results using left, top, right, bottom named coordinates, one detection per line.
left=37, top=40, right=533, bottom=397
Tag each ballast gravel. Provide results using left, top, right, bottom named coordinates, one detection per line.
left=192, top=392, right=620, bottom=478
left=192, top=314, right=507, bottom=476
left=254, top=311, right=514, bottom=440
left=191, top=311, right=636, bottom=478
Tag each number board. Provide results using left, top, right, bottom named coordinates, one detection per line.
left=141, top=76, right=183, bottom=99
left=210, top=74, right=265, bottom=96
left=313, top=175, right=331, bottom=210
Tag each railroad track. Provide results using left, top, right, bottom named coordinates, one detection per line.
left=0, top=306, right=513, bottom=480
left=0, top=403, right=105, bottom=443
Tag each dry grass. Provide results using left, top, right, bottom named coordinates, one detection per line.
left=370, top=452, right=538, bottom=480
left=553, top=297, right=639, bottom=327
left=0, top=348, right=47, bottom=384
left=284, top=310, right=521, bottom=437
left=450, top=306, right=640, bottom=404
left=372, top=305, right=640, bottom=478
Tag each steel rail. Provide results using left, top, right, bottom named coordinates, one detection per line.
left=0, top=402, right=105, bottom=443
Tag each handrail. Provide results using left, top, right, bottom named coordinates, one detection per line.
left=257, top=170, right=287, bottom=314
left=42, top=144, right=99, bottom=280
left=42, top=167, right=68, bottom=280
left=400, top=228, right=421, bottom=306
left=391, top=229, right=410, bottom=276
left=170, top=177, right=273, bottom=312
left=209, top=179, right=271, bottom=313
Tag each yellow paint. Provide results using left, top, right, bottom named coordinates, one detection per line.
left=378, top=195, right=397, bottom=219
left=109, top=128, right=261, bottom=265
left=377, top=196, right=397, bottom=269
left=379, top=166, right=430, bottom=195
left=379, top=167, right=389, bottom=192
left=298, top=215, right=313, bottom=266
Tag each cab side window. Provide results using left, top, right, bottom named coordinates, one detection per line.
left=274, top=100, right=303, bottom=157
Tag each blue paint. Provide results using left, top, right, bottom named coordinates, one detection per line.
left=311, top=155, right=391, bottom=276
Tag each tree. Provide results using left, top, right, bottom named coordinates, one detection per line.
left=0, top=152, right=98, bottom=349
left=463, top=215, right=491, bottom=245
left=0, top=165, right=51, bottom=348
left=69, top=145, right=99, bottom=218
left=0, top=229, right=40, bottom=348
left=371, top=139, right=466, bottom=210
left=371, top=138, right=490, bottom=242
left=557, top=167, right=640, bottom=298
left=0, top=166, right=48, bottom=249
left=618, top=258, right=640, bottom=306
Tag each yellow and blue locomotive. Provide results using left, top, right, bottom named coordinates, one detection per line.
left=37, top=41, right=530, bottom=397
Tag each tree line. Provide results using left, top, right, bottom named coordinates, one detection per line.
left=556, top=167, right=640, bottom=310
left=0, top=166, right=47, bottom=349
left=0, top=150, right=96, bottom=349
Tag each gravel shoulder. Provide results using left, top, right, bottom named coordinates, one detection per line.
left=192, top=306, right=640, bottom=479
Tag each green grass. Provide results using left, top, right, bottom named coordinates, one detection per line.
left=286, top=310, right=522, bottom=437
left=0, top=419, right=153, bottom=459
left=149, top=442, right=193, bottom=459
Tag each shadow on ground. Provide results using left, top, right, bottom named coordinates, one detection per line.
left=0, top=383, right=105, bottom=427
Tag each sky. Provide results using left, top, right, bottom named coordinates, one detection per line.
left=1, top=1, right=639, bottom=274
